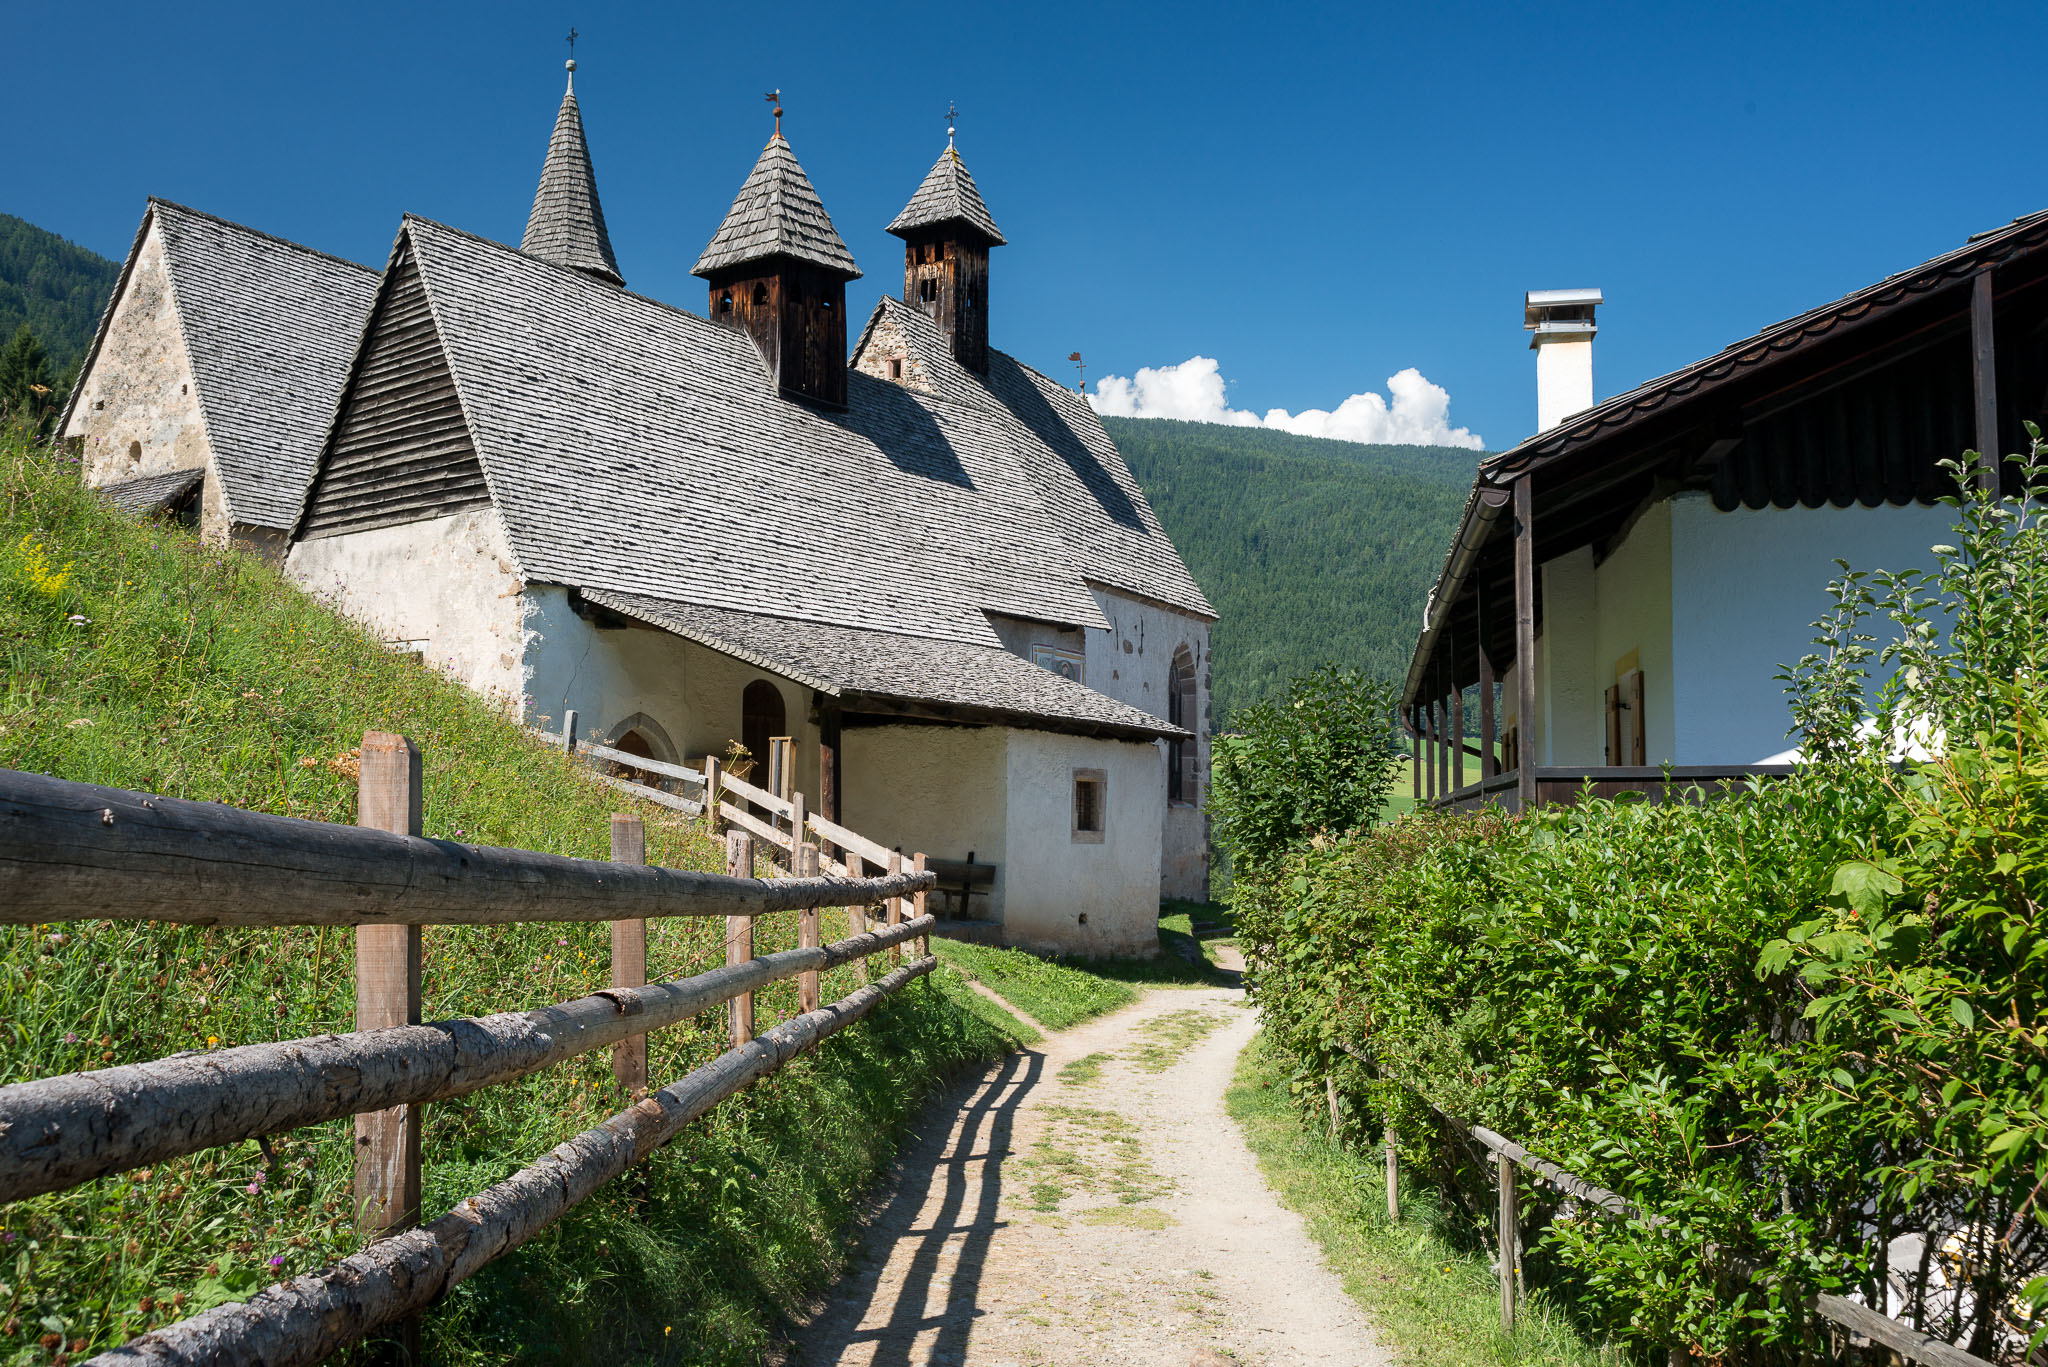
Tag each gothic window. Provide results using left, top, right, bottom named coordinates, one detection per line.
left=1167, top=647, right=1198, bottom=805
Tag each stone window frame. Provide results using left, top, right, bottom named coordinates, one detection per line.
left=1071, top=767, right=1107, bottom=844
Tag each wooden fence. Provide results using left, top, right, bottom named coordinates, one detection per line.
left=1330, top=1046, right=1999, bottom=1367
left=0, top=730, right=939, bottom=1366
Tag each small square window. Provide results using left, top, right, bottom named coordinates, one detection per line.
left=1072, top=768, right=1106, bottom=843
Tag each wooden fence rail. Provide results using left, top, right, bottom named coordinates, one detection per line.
left=1333, top=1045, right=1998, bottom=1367
left=0, top=768, right=927, bottom=927
left=0, top=726, right=939, bottom=1367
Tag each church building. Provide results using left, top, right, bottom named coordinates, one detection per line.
left=70, top=65, right=1217, bottom=951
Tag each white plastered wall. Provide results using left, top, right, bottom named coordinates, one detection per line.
left=286, top=507, right=527, bottom=704
left=1536, top=547, right=1600, bottom=765
left=520, top=588, right=825, bottom=792
left=63, top=215, right=226, bottom=538
left=1668, top=493, right=1956, bottom=763
left=842, top=723, right=1009, bottom=912
left=1589, top=502, right=1675, bottom=763
left=1003, top=729, right=1164, bottom=956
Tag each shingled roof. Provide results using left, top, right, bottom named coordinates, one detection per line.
left=691, top=134, right=860, bottom=280
left=96, top=467, right=203, bottom=518
left=887, top=145, right=1006, bottom=246
left=388, top=215, right=1100, bottom=645
left=584, top=591, right=1184, bottom=741
left=521, top=62, right=624, bottom=287
left=852, top=296, right=1215, bottom=619
left=61, top=199, right=380, bottom=531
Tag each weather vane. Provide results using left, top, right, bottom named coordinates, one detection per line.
left=766, top=89, right=783, bottom=137
left=1068, top=351, right=1086, bottom=394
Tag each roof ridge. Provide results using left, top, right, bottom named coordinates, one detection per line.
left=146, top=197, right=378, bottom=276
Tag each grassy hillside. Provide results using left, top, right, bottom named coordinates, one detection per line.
left=0, top=434, right=1023, bottom=1364
left=1106, top=417, right=1478, bottom=724
left=0, top=214, right=120, bottom=374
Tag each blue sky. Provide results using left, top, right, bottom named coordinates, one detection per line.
left=11, top=0, right=2047, bottom=451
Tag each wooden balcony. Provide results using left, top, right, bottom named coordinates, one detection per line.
left=1434, top=765, right=1795, bottom=813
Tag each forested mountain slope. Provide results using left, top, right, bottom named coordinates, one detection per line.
left=0, top=213, right=120, bottom=373
left=1105, top=417, right=1480, bottom=724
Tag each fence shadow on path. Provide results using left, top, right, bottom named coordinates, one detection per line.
left=792, top=1046, right=1044, bottom=1365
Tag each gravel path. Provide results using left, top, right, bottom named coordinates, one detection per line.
left=778, top=976, right=1390, bottom=1367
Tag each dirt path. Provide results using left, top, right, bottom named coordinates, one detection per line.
left=779, top=979, right=1389, bottom=1367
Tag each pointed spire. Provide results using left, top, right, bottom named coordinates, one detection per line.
left=522, top=58, right=625, bottom=288
left=692, top=128, right=861, bottom=281
left=887, top=137, right=1005, bottom=247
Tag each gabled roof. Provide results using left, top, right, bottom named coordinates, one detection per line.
left=521, top=63, right=624, bottom=287
left=585, top=591, right=1185, bottom=741
left=691, top=134, right=860, bottom=280
left=887, top=146, right=1006, bottom=246
left=395, top=214, right=1105, bottom=645
left=853, top=296, right=1215, bottom=619
left=60, top=199, right=380, bottom=530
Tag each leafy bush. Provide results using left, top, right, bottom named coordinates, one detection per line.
left=1209, top=664, right=1401, bottom=879
left=1237, top=443, right=2048, bottom=1359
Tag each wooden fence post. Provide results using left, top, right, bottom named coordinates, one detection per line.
left=913, top=851, right=928, bottom=957
left=726, top=831, right=754, bottom=1047
left=703, top=754, right=723, bottom=835
left=790, top=791, right=807, bottom=873
left=1498, top=1149, right=1518, bottom=1333
left=355, top=731, right=422, bottom=1364
left=796, top=841, right=821, bottom=1013
left=1385, top=1127, right=1400, bottom=1223
left=560, top=709, right=579, bottom=755
left=887, top=850, right=904, bottom=967
left=849, top=855, right=868, bottom=939
left=610, top=814, right=647, bottom=1094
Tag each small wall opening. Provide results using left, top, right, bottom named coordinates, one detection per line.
left=1071, top=768, right=1106, bottom=843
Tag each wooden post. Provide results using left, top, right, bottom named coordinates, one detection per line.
left=1498, top=1150, right=1518, bottom=1333
left=560, top=709, right=579, bottom=755
left=913, top=851, right=929, bottom=957
left=1384, top=1128, right=1400, bottom=1223
left=887, top=850, right=905, bottom=967
left=818, top=699, right=842, bottom=864
left=1422, top=701, right=1435, bottom=802
left=1513, top=475, right=1538, bottom=811
left=1325, top=1073, right=1341, bottom=1143
left=703, top=754, right=722, bottom=835
left=1452, top=685, right=1465, bottom=793
left=1479, top=644, right=1497, bottom=782
left=796, top=841, right=821, bottom=1013
left=355, top=732, right=422, bottom=1364
left=790, top=790, right=807, bottom=863
left=1972, top=269, right=2000, bottom=494
left=609, top=815, right=647, bottom=1094
left=725, top=831, right=754, bottom=1047
left=1410, top=708, right=1421, bottom=801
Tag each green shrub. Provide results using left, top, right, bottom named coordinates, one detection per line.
left=1209, top=664, right=1401, bottom=880
left=1237, top=442, right=2048, bottom=1358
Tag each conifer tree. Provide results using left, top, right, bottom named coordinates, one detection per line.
left=0, top=323, right=58, bottom=432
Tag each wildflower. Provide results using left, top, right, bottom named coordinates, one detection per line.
left=298, top=757, right=317, bottom=769
left=245, top=1181, right=261, bottom=1195
left=207, top=1036, right=219, bottom=1047
left=557, top=937, right=568, bottom=946
left=664, top=1326, right=672, bottom=1336
left=65, top=614, right=89, bottom=627
left=15, top=534, right=72, bottom=597
left=66, top=717, right=93, bottom=728
left=63, top=1031, right=80, bottom=1044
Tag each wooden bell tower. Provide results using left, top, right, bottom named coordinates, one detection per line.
left=887, top=112, right=1006, bottom=375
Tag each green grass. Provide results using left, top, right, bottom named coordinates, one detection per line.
left=0, top=435, right=1027, bottom=1365
left=928, top=939, right=1139, bottom=1030
left=1228, top=1033, right=1607, bottom=1367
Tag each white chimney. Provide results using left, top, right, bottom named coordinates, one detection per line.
left=1525, top=288, right=1602, bottom=431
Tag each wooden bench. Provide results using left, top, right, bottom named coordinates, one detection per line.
left=925, top=852, right=997, bottom=920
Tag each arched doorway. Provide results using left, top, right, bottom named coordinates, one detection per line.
left=610, top=728, right=657, bottom=785
left=740, top=680, right=786, bottom=790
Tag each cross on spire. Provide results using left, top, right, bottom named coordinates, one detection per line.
left=765, top=89, right=783, bottom=137
left=566, top=26, right=577, bottom=61
left=946, top=101, right=958, bottom=147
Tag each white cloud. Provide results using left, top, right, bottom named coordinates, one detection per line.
left=1088, top=355, right=1484, bottom=450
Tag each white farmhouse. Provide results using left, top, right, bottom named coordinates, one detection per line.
left=1403, top=212, right=2048, bottom=809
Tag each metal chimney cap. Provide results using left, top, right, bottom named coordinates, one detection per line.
left=1525, top=288, right=1603, bottom=330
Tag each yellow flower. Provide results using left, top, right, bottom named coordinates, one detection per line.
left=207, top=1036, right=219, bottom=1046
left=14, top=534, right=72, bottom=598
